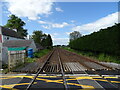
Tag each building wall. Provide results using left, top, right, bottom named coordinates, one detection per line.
left=2, top=35, right=22, bottom=42
left=28, top=40, right=37, bottom=52
left=8, top=50, right=25, bottom=70
left=1, top=35, right=23, bottom=65
left=2, top=47, right=8, bottom=64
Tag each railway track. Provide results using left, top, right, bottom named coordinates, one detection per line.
left=26, top=49, right=68, bottom=90
left=58, top=48, right=119, bottom=89
left=14, top=48, right=120, bottom=75
left=12, top=48, right=120, bottom=89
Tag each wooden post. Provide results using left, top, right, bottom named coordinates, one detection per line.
left=8, top=51, right=11, bottom=71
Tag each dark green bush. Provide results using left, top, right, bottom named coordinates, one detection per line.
left=69, top=23, right=120, bottom=56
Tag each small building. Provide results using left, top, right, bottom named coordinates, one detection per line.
left=3, top=39, right=37, bottom=69
left=0, top=26, right=37, bottom=69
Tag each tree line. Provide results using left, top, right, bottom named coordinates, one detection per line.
left=32, top=31, right=53, bottom=48
left=69, top=23, right=120, bottom=56
left=4, top=14, right=53, bottom=48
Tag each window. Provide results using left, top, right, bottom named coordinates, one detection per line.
left=7, top=37, right=9, bottom=40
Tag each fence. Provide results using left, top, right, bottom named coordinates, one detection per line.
left=8, top=50, right=26, bottom=70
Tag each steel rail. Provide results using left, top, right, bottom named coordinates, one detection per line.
left=58, top=48, right=104, bottom=89
left=59, top=49, right=119, bottom=89
left=26, top=50, right=54, bottom=90
left=63, top=49, right=113, bottom=70
left=57, top=49, right=68, bottom=90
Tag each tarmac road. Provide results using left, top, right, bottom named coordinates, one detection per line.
left=1, top=74, right=120, bottom=90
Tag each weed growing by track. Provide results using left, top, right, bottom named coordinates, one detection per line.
left=25, top=49, right=51, bottom=63
left=63, top=47, right=120, bottom=64
left=34, top=49, right=50, bottom=58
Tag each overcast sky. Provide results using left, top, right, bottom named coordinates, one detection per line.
left=0, top=0, right=119, bottom=45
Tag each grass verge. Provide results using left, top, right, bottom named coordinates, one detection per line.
left=25, top=49, right=51, bottom=63
left=63, top=47, right=120, bottom=64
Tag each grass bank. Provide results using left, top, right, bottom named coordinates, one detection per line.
left=63, top=47, right=120, bottom=64
left=25, top=49, right=51, bottom=63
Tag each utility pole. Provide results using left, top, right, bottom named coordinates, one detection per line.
left=0, top=27, right=2, bottom=70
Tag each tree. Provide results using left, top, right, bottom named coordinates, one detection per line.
left=32, top=31, right=43, bottom=44
left=69, top=31, right=82, bottom=41
left=32, top=31, right=53, bottom=48
left=4, top=14, right=28, bottom=37
left=41, top=34, right=53, bottom=48
left=69, top=23, right=120, bottom=56
left=47, top=34, right=53, bottom=47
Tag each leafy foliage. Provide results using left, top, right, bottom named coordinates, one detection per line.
left=69, top=23, right=120, bottom=56
left=70, top=31, right=82, bottom=41
left=32, top=31, right=53, bottom=48
left=32, top=30, right=43, bottom=44
left=4, top=14, right=28, bottom=37
left=63, top=47, right=120, bottom=63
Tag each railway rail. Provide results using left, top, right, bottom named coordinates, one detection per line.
left=26, top=49, right=68, bottom=90
left=12, top=48, right=120, bottom=89
left=58, top=48, right=119, bottom=89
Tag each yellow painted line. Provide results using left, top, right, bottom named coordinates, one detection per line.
left=91, top=76, right=102, bottom=78
left=1, top=76, right=95, bottom=89
left=104, top=77, right=118, bottom=79
left=66, top=78, right=77, bottom=81
left=1, top=76, right=118, bottom=79
left=0, top=85, right=18, bottom=90
left=93, top=79, right=120, bottom=83
left=93, top=79, right=108, bottom=82
left=66, top=82, right=95, bottom=89
left=111, top=81, right=120, bottom=83
left=38, top=76, right=57, bottom=78
left=1, top=75, right=119, bottom=89
left=0, top=82, right=37, bottom=89
left=1, top=76, right=34, bottom=80
left=76, top=77, right=93, bottom=80
left=52, top=80, right=95, bottom=89
left=36, top=77, right=95, bottom=88
left=0, top=77, right=23, bottom=80
left=81, top=88, right=95, bottom=90
left=0, top=75, right=58, bottom=79
left=36, top=77, right=95, bottom=89
left=36, top=78, right=62, bottom=83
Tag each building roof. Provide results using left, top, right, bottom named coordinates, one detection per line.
left=3, top=40, right=33, bottom=48
left=8, top=47, right=26, bottom=51
left=1, top=26, right=24, bottom=39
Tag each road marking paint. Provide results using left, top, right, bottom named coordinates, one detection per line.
left=36, top=77, right=95, bottom=88
left=36, top=78, right=63, bottom=83
left=93, top=79, right=120, bottom=83
left=76, top=77, right=93, bottom=79
left=38, top=76, right=57, bottom=77
left=0, top=82, right=37, bottom=89
left=104, top=77, right=118, bottom=79
left=93, top=79, right=108, bottom=82
left=66, top=82, right=95, bottom=89
left=110, top=81, right=120, bottom=83
left=1, top=75, right=119, bottom=89
left=0, top=85, right=18, bottom=90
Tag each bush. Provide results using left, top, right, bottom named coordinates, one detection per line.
left=25, top=58, right=36, bottom=63
left=2, top=64, right=8, bottom=69
left=69, top=23, right=120, bottom=56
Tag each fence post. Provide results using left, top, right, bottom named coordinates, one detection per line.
left=8, top=51, right=11, bottom=71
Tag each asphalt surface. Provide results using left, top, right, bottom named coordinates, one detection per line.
left=1, top=74, right=120, bottom=90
